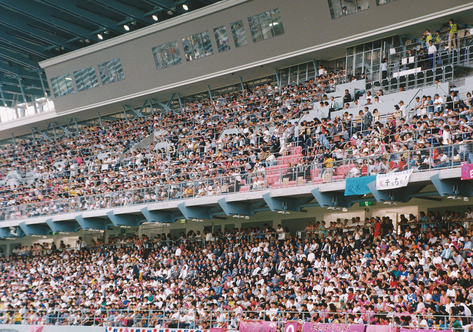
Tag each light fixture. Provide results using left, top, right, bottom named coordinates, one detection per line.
left=277, top=210, right=290, bottom=215
left=342, top=208, right=348, bottom=212
left=182, top=4, right=189, bottom=11
left=85, top=39, right=90, bottom=43
left=464, top=197, right=469, bottom=202
left=97, top=33, right=103, bottom=40
left=232, top=215, right=250, bottom=219
left=124, top=24, right=130, bottom=31
left=152, top=14, right=159, bottom=21
left=167, top=10, right=174, bottom=15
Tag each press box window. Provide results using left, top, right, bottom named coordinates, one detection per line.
left=248, top=8, right=284, bottom=43
left=328, top=0, right=370, bottom=19
left=182, top=31, right=213, bottom=61
left=98, top=58, right=125, bottom=85
left=230, top=20, right=248, bottom=48
left=73, top=67, right=99, bottom=92
left=50, top=73, right=74, bottom=98
left=213, top=26, right=230, bottom=53
left=152, top=41, right=182, bottom=70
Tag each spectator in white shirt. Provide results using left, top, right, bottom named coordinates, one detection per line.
left=428, top=41, right=437, bottom=68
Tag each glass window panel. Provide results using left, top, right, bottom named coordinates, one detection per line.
left=201, top=32, right=213, bottom=56
left=98, top=58, right=125, bottom=85
left=258, top=12, right=275, bottom=40
left=213, top=26, right=230, bottom=53
left=73, top=67, right=99, bottom=92
left=279, top=68, right=289, bottom=87
left=230, top=20, right=248, bottom=48
left=50, top=73, right=74, bottom=98
left=269, top=9, right=284, bottom=36
left=248, top=8, right=284, bottom=43
left=248, top=15, right=263, bottom=43
left=307, top=63, right=315, bottom=80
left=289, top=66, right=298, bottom=85
left=328, top=0, right=370, bottom=19
left=181, top=31, right=213, bottom=61
left=152, top=41, right=181, bottom=69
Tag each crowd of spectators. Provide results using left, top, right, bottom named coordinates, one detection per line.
left=1, top=69, right=473, bottom=221
left=0, top=209, right=473, bottom=329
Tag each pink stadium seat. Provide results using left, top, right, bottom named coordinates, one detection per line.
left=313, top=177, right=323, bottom=184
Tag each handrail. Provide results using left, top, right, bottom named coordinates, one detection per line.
left=0, top=309, right=470, bottom=328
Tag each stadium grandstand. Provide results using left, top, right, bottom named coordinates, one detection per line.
left=1, top=0, right=473, bottom=332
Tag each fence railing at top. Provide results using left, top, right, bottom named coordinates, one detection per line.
left=0, top=309, right=470, bottom=328
left=355, top=36, right=473, bottom=82
left=355, top=43, right=473, bottom=94
left=1, top=142, right=472, bottom=222
left=366, top=64, right=454, bottom=96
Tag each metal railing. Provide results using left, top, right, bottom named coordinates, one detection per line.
left=1, top=142, right=472, bottom=222
left=367, top=64, right=454, bottom=95
left=0, top=309, right=470, bottom=328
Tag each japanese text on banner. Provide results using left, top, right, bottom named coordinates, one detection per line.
left=376, top=169, right=413, bottom=190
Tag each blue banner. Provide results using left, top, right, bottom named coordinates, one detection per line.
left=344, top=175, right=376, bottom=196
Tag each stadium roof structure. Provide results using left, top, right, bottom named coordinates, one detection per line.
left=0, top=0, right=219, bottom=105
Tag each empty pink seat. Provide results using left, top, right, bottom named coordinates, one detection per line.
left=313, top=177, right=323, bottom=184
left=333, top=175, right=344, bottom=181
